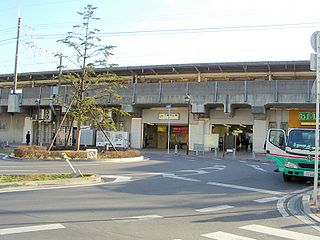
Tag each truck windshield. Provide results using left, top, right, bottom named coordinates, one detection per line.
left=287, top=129, right=315, bottom=150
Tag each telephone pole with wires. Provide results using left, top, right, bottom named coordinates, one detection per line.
left=13, top=10, right=21, bottom=94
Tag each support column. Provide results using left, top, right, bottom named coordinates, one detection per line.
left=130, top=118, right=142, bottom=148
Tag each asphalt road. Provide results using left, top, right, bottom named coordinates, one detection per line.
left=0, top=151, right=319, bottom=240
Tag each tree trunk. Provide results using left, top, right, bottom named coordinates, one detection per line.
left=75, top=121, right=81, bottom=151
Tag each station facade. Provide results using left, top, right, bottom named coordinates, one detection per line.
left=0, top=60, right=316, bottom=153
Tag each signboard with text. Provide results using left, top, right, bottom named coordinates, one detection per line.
left=158, top=113, right=180, bottom=120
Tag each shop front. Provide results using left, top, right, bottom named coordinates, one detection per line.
left=289, top=110, right=316, bottom=128
left=144, top=123, right=188, bottom=149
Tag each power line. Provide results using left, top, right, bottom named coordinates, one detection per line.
left=5, top=21, right=320, bottom=40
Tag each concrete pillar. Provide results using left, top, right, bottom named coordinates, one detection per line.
left=130, top=118, right=142, bottom=148
left=253, top=119, right=267, bottom=153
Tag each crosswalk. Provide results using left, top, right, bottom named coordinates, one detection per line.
left=202, top=224, right=320, bottom=240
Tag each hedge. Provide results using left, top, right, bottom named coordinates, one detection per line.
left=14, top=146, right=141, bottom=159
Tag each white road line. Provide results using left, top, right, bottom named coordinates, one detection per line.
left=196, top=205, right=234, bottom=213
left=277, top=195, right=290, bottom=217
left=207, top=182, right=284, bottom=195
left=176, top=169, right=208, bottom=174
left=162, top=173, right=200, bottom=182
left=0, top=170, right=39, bottom=173
left=112, top=214, right=163, bottom=222
left=100, top=175, right=132, bottom=183
left=0, top=182, right=116, bottom=194
left=202, top=231, right=256, bottom=240
left=240, top=224, right=320, bottom=240
left=200, top=165, right=226, bottom=171
left=246, top=164, right=267, bottom=172
left=254, top=196, right=280, bottom=203
left=0, top=224, right=65, bottom=235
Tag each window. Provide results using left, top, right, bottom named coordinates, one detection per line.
left=287, top=129, right=315, bottom=150
left=268, top=129, right=286, bottom=150
left=280, top=122, right=288, bottom=133
left=269, top=122, right=277, bottom=129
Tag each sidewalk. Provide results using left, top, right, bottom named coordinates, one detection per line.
left=303, top=191, right=320, bottom=224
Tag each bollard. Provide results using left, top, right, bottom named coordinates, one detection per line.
left=174, top=145, right=178, bottom=155
left=214, top=148, right=218, bottom=158
left=104, top=144, right=109, bottom=152
left=62, top=153, right=77, bottom=175
left=252, top=151, right=256, bottom=159
left=232, top=148, right=236, bottom=159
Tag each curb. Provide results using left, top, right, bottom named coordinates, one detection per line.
left=4, top=155, right=146, bottom=163
left=0, top=175, right=101, bottom=190
left=302, top=192, right=320, bottom=224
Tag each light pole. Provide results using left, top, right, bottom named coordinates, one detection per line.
left=166, top=104, right=172, bottom=154
left=185, top=94, right=191, bottom=155
left=311, top=31, right=320, bottom=207
left=35, top=98, right=41, bottom=145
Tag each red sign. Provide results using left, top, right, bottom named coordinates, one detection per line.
left=172, top=126, right=188, bottom=133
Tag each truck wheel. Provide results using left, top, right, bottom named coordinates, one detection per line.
left=283, top=173, right=292, bottom=182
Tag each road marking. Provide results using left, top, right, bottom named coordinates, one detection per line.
left=176, top=169, right=208, bottom=174
left=100, top=175, right=132, bottom=183
left=200, top=165, right=226, bottom=171
left=112, top=214, right=163, bottom=222
left=246, top=164, right=267, bottom=172
left=0, top=170, right=38, bottom=173
left=240, top=224, right=320, bottom=240
left=254, top=196, right=280, bottom=203
left=277, top=195, right=290, bottom=217
left=207, top=182, right=284, bottom=195
left=0, top=182, right=117, bottom=194
left=196, top=205, right=234, bottom=213
left=0, top=224, right=65, bottom=235
left=202, top=231, right=256, bottom=240
left=162, top=173, right=200, bottom=182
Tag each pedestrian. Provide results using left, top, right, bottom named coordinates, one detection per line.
left=26, top=131, right=30, bottom=146
left=244, top=133, right=249, bottom=151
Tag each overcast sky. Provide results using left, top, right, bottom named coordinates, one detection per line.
left=1, top=0, right=320, bottom=74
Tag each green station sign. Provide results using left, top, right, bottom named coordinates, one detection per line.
left=299, top=112, right=316, bottom=121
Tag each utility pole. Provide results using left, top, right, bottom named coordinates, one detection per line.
left=311, top=31, right=320, bottom=208
left=55, top=53, right=63, bottom=87
left=13, top=13, right=21, bottom=94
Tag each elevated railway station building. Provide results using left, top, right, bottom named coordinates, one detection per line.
left=0, top=60, right=315, bottom=153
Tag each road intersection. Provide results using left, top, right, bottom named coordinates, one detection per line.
left=0, top=151, right=319, bottom=239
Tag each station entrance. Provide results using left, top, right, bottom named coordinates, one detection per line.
left=143, top=123, right=188, bottom=149
left=211, top=124, right=253, bottom=151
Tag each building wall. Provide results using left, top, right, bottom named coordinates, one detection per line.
left=267, top=109, right=289, bottom=129
left=209, top=108, right=254, bottom=124
left=0, top=113, right=28, bottom=144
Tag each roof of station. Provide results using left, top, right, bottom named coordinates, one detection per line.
left=0, top=60, right=314, bottom=85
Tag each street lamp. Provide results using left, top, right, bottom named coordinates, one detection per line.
left=185, top=94, right=191, bottom=155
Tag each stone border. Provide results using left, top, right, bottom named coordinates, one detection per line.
left=6, top=154, right=146, bottom=163
left=0, top=175, right=101, bottom=190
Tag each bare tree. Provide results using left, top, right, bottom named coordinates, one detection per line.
left=57, top=4, right=127, bottom=150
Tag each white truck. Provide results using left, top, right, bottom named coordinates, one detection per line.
left=265, top=128, right=320, bottom=181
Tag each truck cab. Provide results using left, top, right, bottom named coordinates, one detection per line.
left=265, top=128, right=319, bottom=181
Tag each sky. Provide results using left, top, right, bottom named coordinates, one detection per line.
left=1, top=0, right=320, bottom=74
